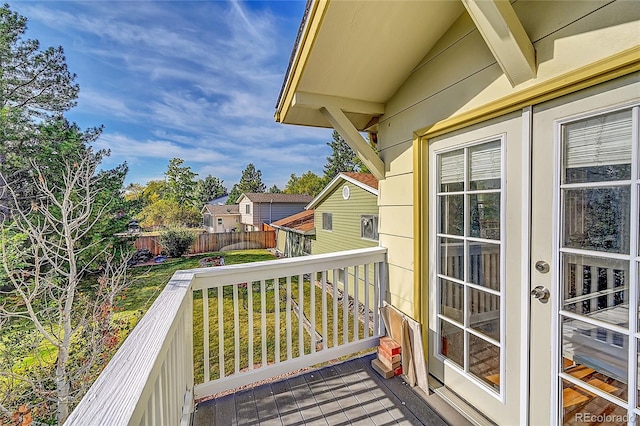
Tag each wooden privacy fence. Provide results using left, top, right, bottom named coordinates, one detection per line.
left=133, top=231, right=276, bottom=256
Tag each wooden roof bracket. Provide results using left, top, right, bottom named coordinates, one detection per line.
left=292, top=91, right=385, bottom=180
left=320, top=105, right=385, bottom=181
left=462, top=0, right=536, bottom=87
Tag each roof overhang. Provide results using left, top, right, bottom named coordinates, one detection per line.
left=275, top=0, right=466, bottom=130
left=275, top=0, right=536, bottom=130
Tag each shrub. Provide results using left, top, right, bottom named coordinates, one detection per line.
left=158, top=228, right=196, bottom=258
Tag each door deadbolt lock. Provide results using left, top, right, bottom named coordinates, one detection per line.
left=535, top=260, right=550, bottom=274
left=531, top=285, right=550, bottom=303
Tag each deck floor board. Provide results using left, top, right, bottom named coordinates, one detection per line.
left=193, top=354, right=453, bottom=425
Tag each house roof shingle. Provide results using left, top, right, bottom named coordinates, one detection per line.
left=271, top=209, right=315, bottom=233
left=340, top=172, right=378, bottom=190
left=240, top=193, right=313, bottom=204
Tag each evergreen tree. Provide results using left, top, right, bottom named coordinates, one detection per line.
left=268, top=184, right=282, bottom=194
left=0, top=3, right=80, bottom=216
left=195, top=175, right=227, bottom=205
left=322, top=130, right=359, bottom=183
left=226, top=163, right=266, bottom=204
left=164, top=158, right=197, bottom=206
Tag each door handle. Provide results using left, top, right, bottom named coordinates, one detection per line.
left=531, top=285, right=550, bottom=303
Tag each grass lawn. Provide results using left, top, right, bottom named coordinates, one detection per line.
left=116, top=249, right=278, bottom=331
left=193, top=274, right=367, bottom=384
left=3, top=248, right=369, bottom=414
left=0, top=250, right=277, bottom=392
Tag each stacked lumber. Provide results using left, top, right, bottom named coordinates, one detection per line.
left=371, top=336, right=402, bottom=379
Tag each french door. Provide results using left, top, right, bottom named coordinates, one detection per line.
left=429, top=74, right=640, bottom=425
left=428, top=112, right=527, bottom=425
left=530, top=77, right=640, bottom=425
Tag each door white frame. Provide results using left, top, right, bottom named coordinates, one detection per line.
left=520, top=106, right=532, bottom=426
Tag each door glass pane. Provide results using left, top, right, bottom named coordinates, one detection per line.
left=562, top=254, right=629, bottom=327
left=563, top=186, right=630, bottom=254
left=469, top=140, right=501, bottom=190
left=440, top=320, right=463, bottom=368
left=469, top=334, right=500, bottom=391
left=561, top=317, right=628, bottom=400
left=440, top=149, right=464, bottom=192
left=562, top=379, right=627, bottom=424
left=468, top=241, right=501, bottom=290
left=440, top=279, right=464, bottom=323
left=440, top=237, right=464, bottom=280
left=469, top=193, right=500, bottom=240
left=468, top=288, right=500, bottom=341
left=440, top=194, right=464, bottom=235
left=558, top=107, right=638, bottom=425
left=563, top=109, right=632, bottom=184
left=436, top=139, right=503, bottom=396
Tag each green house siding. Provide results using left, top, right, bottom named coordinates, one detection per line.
left=312, top=182, right=378, bottom=255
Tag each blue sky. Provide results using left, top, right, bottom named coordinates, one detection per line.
left=10, top=0, right=332, bottom=189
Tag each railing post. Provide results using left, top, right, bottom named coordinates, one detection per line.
left=181, top=291, right=195, bottom=425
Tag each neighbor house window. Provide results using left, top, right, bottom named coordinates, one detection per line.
left=361, top=215, right=378, bottom=240
left=217, top=218, right=223, bottom=226
left=245, top=204, right=251, bottom=214
left=322, top=212, right=332, bottom=231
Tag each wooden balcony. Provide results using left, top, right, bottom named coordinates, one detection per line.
left=64, top=247, right=417, bottom=426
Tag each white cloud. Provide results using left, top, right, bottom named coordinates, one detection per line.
left=14, top=1, right=330, bottom=189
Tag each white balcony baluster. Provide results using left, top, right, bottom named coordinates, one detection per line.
left=65, top=247, right=387, bottom=426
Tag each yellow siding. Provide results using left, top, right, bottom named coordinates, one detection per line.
left=377, top=0, right=640, bottom=318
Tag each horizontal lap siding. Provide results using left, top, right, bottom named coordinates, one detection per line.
left=377, top=0, right=639, bottom=318
left=311, top=183, right=378, bottom=255
left=256, top=203, right=308, bottom=226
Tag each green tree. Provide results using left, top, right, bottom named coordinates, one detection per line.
left=284, top=171, right=324, bottom=196
left=141, top=179, right=168, bottom=205
left=165, top=158, right=197, bottom=206
left=0, top=3, right=80, bottom=215
left=195, top=175, right=227, bottom=205
left=323, top=130, right=358, bottom=183
left=138, top=199, right=200, bottom=229
left=268, top=184, right=282, bottom=194
left=2, top=118, right=129, bottom=263
left=322, top=130, right=372, bottom=184
left=0, top=4, right=78, bottom=122
left=226, top=163, right=266, bottom=204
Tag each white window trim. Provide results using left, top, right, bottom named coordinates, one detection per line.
left=360, top=214, right=379, bottom=241
left=322, top=212, right=333, bottom=231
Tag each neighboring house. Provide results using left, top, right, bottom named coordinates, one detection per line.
left=275, top=2, right=639, bottom=425
left=237, top=193, right=312, bottom=232
left=208, top=194, right=230, bottom=205
left=307, top=172, right=379, bottom=255
left=271, top=209, right=315, bottom=257
left=201, top=204, right=240, bottom=233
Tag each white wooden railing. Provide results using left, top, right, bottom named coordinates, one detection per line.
left=65, top=247, right=388, bottom=426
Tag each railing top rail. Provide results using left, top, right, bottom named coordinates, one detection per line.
left=64, top=271, right=195, bottom=426
left=190, top=246, right=387, bottom=290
